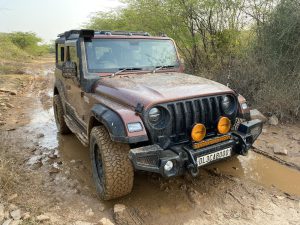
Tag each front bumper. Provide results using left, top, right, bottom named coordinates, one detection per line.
left=129, top=119, right=263, bottom=177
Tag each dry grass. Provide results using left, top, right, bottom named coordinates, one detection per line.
left=0, top=156, right=20, bottom=196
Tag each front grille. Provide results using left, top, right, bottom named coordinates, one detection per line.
left=145, top=95, right=237, bottom=148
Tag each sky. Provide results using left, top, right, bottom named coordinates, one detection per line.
left=0, top=0, right=124, bottom=42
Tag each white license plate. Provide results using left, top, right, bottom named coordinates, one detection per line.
left=197, top=148, right=232, bottom=167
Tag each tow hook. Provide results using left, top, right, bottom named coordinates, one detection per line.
left=183, top=146, right=199, bottom=177
left=187, top=164, right=199, bottom=177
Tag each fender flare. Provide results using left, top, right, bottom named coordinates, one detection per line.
left=91, top=104, right=130, bottom=143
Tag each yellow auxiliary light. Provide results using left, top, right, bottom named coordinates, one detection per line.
left=217, top=117, right=231, bottom=134
left=191, top=123, right=206, bottom=142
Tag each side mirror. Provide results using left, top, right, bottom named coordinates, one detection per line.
left=62, top=61, right=77, bottom=78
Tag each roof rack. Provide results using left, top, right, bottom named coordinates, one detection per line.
left=57, top=29, right=156, bottom=40
left=94, top=31, right=150, bottom=36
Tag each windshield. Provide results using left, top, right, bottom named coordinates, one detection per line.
left=85, top=39, right=179, bottom=73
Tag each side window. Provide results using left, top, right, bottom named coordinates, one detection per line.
left=66, top=46, right=79, bottom=78
left=57, top=44, right=65, bottom=66
left=60, top=47, right=65, bottom=62
left=68, top=46, right=77, bottom=62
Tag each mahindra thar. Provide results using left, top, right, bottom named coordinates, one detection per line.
left=53, top=30, right=263, bottom=200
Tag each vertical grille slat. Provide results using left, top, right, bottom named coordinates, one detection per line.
left=207, top=98, right=213, bottom=126
left=167, top=104, right=176, bottom=138
left=174, top=103, right=182, bottom=135
left=198, top=99, right=205, bottom=124
left=214, top=96, right=221, bottom=119
left=191, top=100, right=198, bottom=125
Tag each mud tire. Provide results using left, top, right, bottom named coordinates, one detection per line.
left=90, top=126, right=134, bottom=200
left=53, top=95, right=71, bottom=134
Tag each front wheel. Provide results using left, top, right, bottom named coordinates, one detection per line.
left=90, top=126, right=134, bottom=200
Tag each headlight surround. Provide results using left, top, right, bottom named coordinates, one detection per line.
left=147, top=106, right=170, bottom=129
left=221, top=95, right=236, bottom=115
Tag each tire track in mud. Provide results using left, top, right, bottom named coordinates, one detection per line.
left=253, top=147, right=300, bottom=171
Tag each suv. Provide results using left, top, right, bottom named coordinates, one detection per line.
left=53, top=30, right=262, bottom=200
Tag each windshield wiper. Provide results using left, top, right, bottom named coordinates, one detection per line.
left=111, top=67, right=143, bottom=77
left=152, top=65, right=175, bottom=73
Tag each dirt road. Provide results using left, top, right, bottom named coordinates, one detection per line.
left=0, top=58, right=299, bottom=225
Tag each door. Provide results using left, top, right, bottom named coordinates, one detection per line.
left=63, top=42, right=87, bottom=135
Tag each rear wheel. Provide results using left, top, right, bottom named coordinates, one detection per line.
left=53, top=95, right=71, bottom=134
left=90, top=126, right=134, bottom=200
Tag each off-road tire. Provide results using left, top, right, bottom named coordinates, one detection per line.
left=53, top=95, right=71, bottom=134
left=90, top=126, right=134, bottom=200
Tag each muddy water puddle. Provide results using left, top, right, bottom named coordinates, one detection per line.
left=208, top=152, right=300, bottom=196
left=27, top=105, right=300, bottom=197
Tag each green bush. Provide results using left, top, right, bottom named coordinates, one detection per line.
left=0, top=33, right=29, bottom=60
left=8, top=32, right=50, bottom=56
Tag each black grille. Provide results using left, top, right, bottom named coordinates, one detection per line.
left=145, top=95, right=237, bottom=147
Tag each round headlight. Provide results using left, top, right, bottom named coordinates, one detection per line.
left=147, top=106, right=170, bottom=129
left=149, top=107, right=161, bottom=123
left=221, top=95, right=235, bottom=115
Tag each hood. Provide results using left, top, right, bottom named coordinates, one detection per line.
left=94, top=72, right=235, bottom=108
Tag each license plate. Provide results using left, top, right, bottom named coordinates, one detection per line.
left=196, top=147, right=231, bottom=167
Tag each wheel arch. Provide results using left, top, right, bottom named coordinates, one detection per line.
left=89, top=104, right=128, bottom=143
left=88, top=104, right=148, bottom=144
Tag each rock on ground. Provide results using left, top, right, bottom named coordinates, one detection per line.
left=273, top=145, right=288, bottom=155
left=85, top=208, right=94, bottom=217
left=21, top=212, right=30, bottom=220
left=10, top=209, right=21, bottom=220
left=99, top=218, right=115, bottom=225
left=250, top=109, right=267, bottom=123
left=36, top=214, right=50, bottom=222
left=268, top=115, right=279, bottom=126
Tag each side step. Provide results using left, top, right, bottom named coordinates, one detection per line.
left=64, top=115, right=88, bottom=146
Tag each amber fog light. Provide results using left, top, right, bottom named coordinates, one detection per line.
left=217, top=117, right=231, bottom=134
left=191, top=123, right=206, bottom=142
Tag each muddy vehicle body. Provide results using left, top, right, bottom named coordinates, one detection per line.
left=53, top=30, right=263, bottom=200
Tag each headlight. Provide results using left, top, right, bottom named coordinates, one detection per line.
left=148, top=107, right=161, bottom=123
left=147, top=106, right=170, bottom=129
left=221, top=95, right=235, bottom=115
